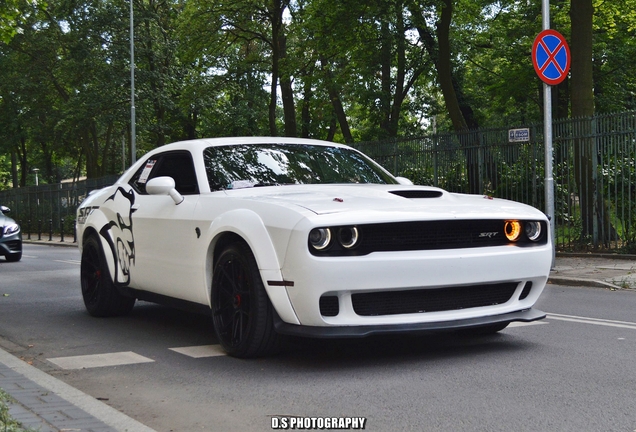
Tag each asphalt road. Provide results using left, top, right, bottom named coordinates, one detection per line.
left=1, top=244, right=636, bottom=432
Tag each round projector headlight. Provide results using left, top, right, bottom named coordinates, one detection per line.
left=309, top=228, right=332, bottom=250
left=504, top=220, right=522, bottom=242
left=338, top=226, right=359, bottom=249
left=525, top=221, right=542, bottom=241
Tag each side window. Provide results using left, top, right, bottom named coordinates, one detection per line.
left=129, top=151, right=200, bottom=195
left=129, top=159, right=157, bottom=194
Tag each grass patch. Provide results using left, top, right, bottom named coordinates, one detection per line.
left=0, top=389, right=34, bottom=432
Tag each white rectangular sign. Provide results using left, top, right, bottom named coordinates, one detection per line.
left=508, top=128, right=530, bottom=142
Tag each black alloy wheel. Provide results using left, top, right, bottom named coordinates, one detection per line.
left=80, top=235, right=135, bottom=317
left=212, top=241, right=280, bottom=358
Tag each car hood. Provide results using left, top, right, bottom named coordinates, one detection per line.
left=223, top=184, right=546, bottom=219
left=0, top=213, right=15, bottom=227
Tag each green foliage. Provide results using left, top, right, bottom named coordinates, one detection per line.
left=0, top=388, right=35, bottom=431
left=1, top=0, right=636, bottom=190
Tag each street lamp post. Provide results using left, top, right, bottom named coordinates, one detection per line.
left=130, top=0, right=136, bottom=164
left=33, top=168, right=39, bottom=186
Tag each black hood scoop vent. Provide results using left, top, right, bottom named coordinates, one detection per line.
left=389, top=190, right=443, bottom=199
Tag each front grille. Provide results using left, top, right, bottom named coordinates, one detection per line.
left=319, top=295, right=339, bottom=317
left=4, top=240, right=21, bottom=252
left=351, top=282, right=518, bottom=316
left=309, top=219, right=548, bottom=256
left=361, top=220, right=510, bottom=252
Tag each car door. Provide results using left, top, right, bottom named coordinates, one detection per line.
left=127, top=150, right=206, bottom=304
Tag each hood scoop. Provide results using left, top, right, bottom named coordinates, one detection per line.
left=389, top=190, right=443, bottom=199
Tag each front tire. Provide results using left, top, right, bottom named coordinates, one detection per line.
left=5, top=252, right=21, bottom=262
left=212, top=241, right=280, bottom=358
left=81, top=235, right=135, bottom=317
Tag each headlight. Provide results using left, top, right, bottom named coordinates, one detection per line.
left=4, top=223, right=19, bottom=235
left=309, top=228, right=332, bottom=250
left=338, top=226, right=359, bottom=249
left=524, top=221, right=542, bottom=241
left=504, top=220, right=522, bottom=242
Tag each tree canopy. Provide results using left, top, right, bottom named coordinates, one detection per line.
left=1, top=0, right=636, bottom=187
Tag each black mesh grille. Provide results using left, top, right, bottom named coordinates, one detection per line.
left=362, top=220, right=506, bottom=251
left=319, top=295, right=339, bottom=317
left=3, top=240, right=21, bottom=252
left=309, top=220, right=548, bottom=256
left=351, top=282, right=518, bottom=316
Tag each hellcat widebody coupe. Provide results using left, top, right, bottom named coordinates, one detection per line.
left=76, top=137, right=552, bottom=357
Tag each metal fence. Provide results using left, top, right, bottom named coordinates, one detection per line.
left=0, top=175, right=118, bottom=242
left=2, top=110, right=636, bottom=252
left=354, top=111, right=636, bottom=253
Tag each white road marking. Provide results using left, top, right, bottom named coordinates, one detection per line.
left=169, top=345, right=226, bottom=358
left=508, top=321, right=549, bottom=328
left=48, top=351, right=155, bottom=370
left=547, top=313, right=636, bottom=330
left=54, top=259, right=81, bottom=265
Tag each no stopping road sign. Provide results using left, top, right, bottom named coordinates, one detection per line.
left=532, top=29, right=570, bottom=85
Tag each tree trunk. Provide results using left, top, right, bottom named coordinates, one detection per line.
left=570, top=0, right=612, bottom=246
left=320, top=58, right=353, bottom=143
left=11, top=149, right=18, bottom=188
left=278, top=33, right=297, bottom=137
left=435, top=0, right=467, bottom=132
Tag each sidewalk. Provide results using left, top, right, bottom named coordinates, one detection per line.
left=0, top=344, right=156, bottom=432
left=4, top=236, right=156, bottom=432
left=8, top=237, right=636, bottom=431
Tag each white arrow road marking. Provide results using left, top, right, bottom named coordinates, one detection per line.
left=508, top=321, right=549, bottom=328
left=48, top=351, right=154, bottom=370
left=54, top=259, right=81, bottom=265
left=169, top=345, right=226, bottom=358
left=547, top=313, right=636, bottom=330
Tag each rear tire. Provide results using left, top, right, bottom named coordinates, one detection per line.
left=81, top=235, right=135, bottom=317
left=211, top=241, right=281, bottom=358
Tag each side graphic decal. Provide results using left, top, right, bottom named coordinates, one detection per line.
left=99, top=187, right=136, bottom=287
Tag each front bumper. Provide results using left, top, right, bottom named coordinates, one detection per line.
left=0, top=232, right=22, bottom=257
left=273, top=307, right=546, bottom=338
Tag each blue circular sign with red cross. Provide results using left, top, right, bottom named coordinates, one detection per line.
left=532, top=29, right=570, bottom=85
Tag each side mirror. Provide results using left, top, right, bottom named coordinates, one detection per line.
left=395, top=176, right=414, bottom=186
left=0, top=205, right=10, bottom=214
left=146, top=177, right=184, bottom=205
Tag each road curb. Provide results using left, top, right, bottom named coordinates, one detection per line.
left=22, top=240, right=78, bottom=248
left=0, top=346, right=157, bottom=432
left=548, top=275, right=622, bottom=290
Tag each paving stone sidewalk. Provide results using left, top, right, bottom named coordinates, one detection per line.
left=0, top=343, right=155, bottom=432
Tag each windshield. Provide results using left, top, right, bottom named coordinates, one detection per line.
left=204, top=143, right=397, bottom=191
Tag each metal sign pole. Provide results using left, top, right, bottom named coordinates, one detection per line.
left=542, top=0, right=556, bottom=267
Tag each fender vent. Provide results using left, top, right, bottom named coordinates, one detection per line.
left=389, top=190, right=443, bottom=199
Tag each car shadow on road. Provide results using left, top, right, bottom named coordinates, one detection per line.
left=108, top=302, right=540, bottom=368
left=274, top=331, right=536, bottom=368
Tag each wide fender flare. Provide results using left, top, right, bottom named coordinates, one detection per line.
left=79, top=210, right=118, bottom=283
left=205, top=209, right=300, bottom=325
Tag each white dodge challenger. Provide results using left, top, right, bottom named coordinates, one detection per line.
left=76, top=137, right=552, bottom=357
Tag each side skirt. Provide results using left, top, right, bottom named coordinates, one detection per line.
left=120, top=287, right=212, bottom=316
